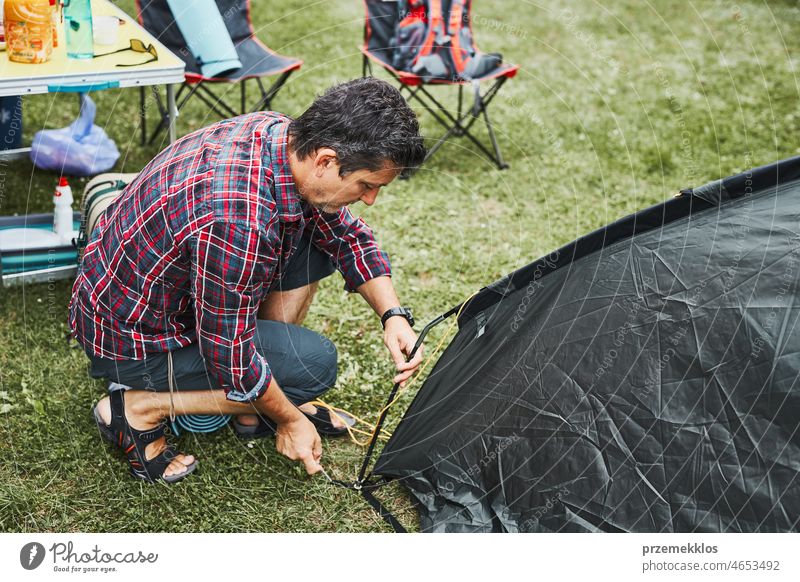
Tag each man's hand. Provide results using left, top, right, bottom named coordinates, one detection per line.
left=275, top=416, right=322, bottom=475
left=384, top=317, right=424, bottom=387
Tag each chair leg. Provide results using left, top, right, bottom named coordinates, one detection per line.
left=146, top=85, right=168, bottom=146
left=251, top=71, right=293, bottom=112
left=409, top=85, right=463, bottom=130
left=148, top=83, right=194, bottom=146
left=422, top=123, right=462, bottom=166
left=195, top=83, right=239, bottom=118
left=403, top=80, right=511, bottom=172
left=462, top=77, right=506, bottom=134
left=454, top=85, right=464, bottom=137
left=145, top=71, right=295, bottom=143
left=481, top=103, right=508, bottom=170
left=256, top=77, right=267, bottom=102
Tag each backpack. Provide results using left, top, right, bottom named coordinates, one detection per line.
left=391, top=0, right=503, bottom=82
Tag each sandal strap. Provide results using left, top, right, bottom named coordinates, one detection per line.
left=109, top=389, right=126, bottom=432
left=301, top=405, right=355, bottom=435
left=108, top=389, right=165, bottom=443
left=133, top=424, right=166, bottom=443
left=311, top=406, right=332, bottom=427
left=109, top=389, right=172, bottom=481
left=303, top=405, right=335, bottom=430
left=129, top=446, right=177, bottom=483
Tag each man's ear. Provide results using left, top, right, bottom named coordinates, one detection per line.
left=312, top=148, right=339, bottom=177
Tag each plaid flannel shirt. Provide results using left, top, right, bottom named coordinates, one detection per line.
left=69, top=113, right=391, bottom=402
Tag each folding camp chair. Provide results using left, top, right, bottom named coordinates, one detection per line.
left=135, top=0, right=302, bottom=145
left=360, top=0, right=518, bottom=171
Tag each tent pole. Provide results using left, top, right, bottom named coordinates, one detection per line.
left=331, top=301, right=470, bottom=532
left=356, top=302, right=465, bottom=485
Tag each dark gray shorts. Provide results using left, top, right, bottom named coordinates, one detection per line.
left=85, top=231, right=338, bottom=403
left=270, top=230, right=336, bottom=292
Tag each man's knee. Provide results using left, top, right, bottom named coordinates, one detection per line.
left=259, top=322, right=338, bottom=397
left=272, top=333, right=337, bottom=405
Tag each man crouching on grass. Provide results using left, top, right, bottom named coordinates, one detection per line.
left=69, top=78, right=427, bottom=483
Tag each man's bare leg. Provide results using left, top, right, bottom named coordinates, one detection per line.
left=257, top=281, right=320, bottom=325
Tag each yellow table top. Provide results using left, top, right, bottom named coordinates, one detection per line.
left=0, top=0, right=184, bottom=96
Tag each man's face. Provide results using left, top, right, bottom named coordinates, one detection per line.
left=298, top=150, right=400, bottom=214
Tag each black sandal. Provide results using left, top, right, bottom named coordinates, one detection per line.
left=93, top=390, right=197, bottom=484
left=231, top=405, right=356, bottom=439
left=231, top=414, right=277, bottom=440
left=301, top=405, right=355, bottom=437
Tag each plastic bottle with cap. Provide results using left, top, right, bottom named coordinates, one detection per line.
left=53, top=176, right=74, bottom=244
left=4, top=0, right=54, bottom=63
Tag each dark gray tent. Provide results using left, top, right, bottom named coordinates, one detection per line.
left=359, top=157, right=800, bottom=532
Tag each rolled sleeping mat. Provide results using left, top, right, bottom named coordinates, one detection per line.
left=171, top=414, right=232, bottom=436
left=165, top=0, right=242, bottom=79
left=0, top=213, right=80, bottom=279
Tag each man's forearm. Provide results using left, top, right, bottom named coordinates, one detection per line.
left=357, top=275, right=401, bottom=318
left=359, top=276, right=422, bottom=385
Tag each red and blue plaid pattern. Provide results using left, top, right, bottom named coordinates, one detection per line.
left=70, top=113, right=391, bottom=402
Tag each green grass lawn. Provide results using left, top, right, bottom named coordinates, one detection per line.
left=1, top=0, right=798, bottom=532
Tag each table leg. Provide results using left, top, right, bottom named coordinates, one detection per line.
left=139, top=87, right=146, bottom=146
left=167, top=84, right=178, bottom=143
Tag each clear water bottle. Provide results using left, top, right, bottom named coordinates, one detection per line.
left=63, top=0, right=93, bottom=59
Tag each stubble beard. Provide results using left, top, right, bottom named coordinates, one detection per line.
left=296, top=182, right=346, bottom=215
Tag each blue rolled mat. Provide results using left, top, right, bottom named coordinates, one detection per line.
left=171, top=414, right=232, bottom=435
left=166, top=0, right=242, bottom=78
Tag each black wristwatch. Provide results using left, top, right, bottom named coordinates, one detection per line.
left=381, top=307, right=415, bottom=329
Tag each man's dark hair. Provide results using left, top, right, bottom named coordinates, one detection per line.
left=288, top=78, right=427, bottom=177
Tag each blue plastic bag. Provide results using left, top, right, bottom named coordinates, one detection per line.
left=30, top=94, right=120, bottom=176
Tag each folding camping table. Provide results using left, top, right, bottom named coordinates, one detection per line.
left=0, top=0, right=185, bottom=153
left=0, top=0, right=184, bottom=286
